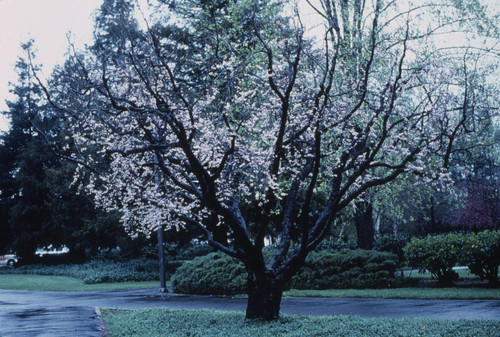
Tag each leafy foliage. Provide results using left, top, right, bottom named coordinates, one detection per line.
left=459, top=230, right=500, bottom=285
left=291, top=250, right=399, bottom=290
left=171, top=252, right=247, bottom=295
left=404, top=231, right=500, bottom=286
left=314, top=240, right=358, bottom=251
left=373, top=234, right=410, bottom=265
left=172, top=249, right=399, bottom=295
left=403, top=233, right=463, bottom=285
left=174, top=243, right=215, bottom=261
left=452, top=185, right=500, bottom=231
left=0, top=44, right=131, bottom=262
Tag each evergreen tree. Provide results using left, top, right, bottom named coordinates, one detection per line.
left=0, top=43, right=129, bottom=263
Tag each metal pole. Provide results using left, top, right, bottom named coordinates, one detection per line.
left=157, top=225, right=167, bottom=292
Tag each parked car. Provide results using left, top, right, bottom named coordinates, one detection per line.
left=0, top=254, right=18, bottom=267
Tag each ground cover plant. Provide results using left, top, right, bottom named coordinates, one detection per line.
left=0, top=258, right=158, bottom=284
left=101, top=308, right=500, bottom=337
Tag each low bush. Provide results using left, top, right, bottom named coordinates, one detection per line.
left=403, top=233, right=463, bottom=285
left=291, top=249, right=399, bottom=289
left=459, top=230, right=500, bottom=285
left=404, top=230, right=500, bottom=286
left=172, top=249, right=399, bottom=295
left=373, top=234, right=409, bottom=265
left=0, top=258, right=159, bottom=284
left=175, top=243, right=214, bottom=261
left=171, top=252, right=247, bottom=295
left=314, top=240, right=358, bottom=251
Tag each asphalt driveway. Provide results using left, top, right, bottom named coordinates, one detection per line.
left=0, top=288, right=499, bottom=336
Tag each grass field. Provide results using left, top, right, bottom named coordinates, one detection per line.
left=101, top=308, right=500, bottom=337
left=1, top=274, right=499, bottom=300
left=284, top=287, right=500, bottom=300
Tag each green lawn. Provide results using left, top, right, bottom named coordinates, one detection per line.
left=284, top=287, right=500, bottom=300
left=0, top=274, right=160, bottom=291
left=101, top=308, right=500, bottom=337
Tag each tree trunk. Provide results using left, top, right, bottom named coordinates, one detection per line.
left=354, top=201, right=374, bottom=250
left=245, top=268, right=283, bottom=320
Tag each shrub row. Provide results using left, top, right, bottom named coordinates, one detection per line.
left=171, top=252, right=247, bottom=295
left=403, top=230, right=500, bottom=285
left=0, top=258, right=160, bottom=284
left=171, top=249, right=399, bottom=295
left=291, top=249, right=399, bottom=289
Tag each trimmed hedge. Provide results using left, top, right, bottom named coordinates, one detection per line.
left=291, top=249, right=399, bottom=289
left=403, top=230, right=500, bottom=286
left=373, top=235, right=409, bottom=265
left=171, top=249, right=399, bottom=295
left=171, top=252, right=247, bottom=295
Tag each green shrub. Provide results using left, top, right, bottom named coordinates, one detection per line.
left=403, top=233, right=464, bottom=285
left=171, top=252, right=247, bottom=295
left=459, top=230, right=500, bottom=285
left=373, top=234, right=409, bottom=265
left=172, top=249, right=400, bottom=295
left=404, top=231, right=500, bottom=286
left=291, top=249, right=399, bottom=289
left=314, top=240, right=358, bottom=251
left=175, top=243, right=214, bottom=261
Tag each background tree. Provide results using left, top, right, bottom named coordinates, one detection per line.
left=0, top=44, right=46, bottom=262
left=0, top=44, right=130, bottom=263
left=34, top=0, right=499, bottom=320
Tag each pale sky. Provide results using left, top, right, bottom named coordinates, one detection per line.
left=0, top=0, right=103, bottom=132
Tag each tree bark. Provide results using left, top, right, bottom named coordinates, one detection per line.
left=354, top=201, right=375, bottom=250
left=245, top=268, right=283, bottom=320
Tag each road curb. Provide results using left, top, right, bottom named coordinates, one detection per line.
left=95, top=307, right=110, bottom=337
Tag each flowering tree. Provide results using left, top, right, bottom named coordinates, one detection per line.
left=36, top=0, right=499, bottom=319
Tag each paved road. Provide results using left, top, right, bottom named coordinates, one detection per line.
left=0, top=288, right=499, bottom=336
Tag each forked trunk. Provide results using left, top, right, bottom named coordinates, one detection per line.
left=245, top=269, right=283, bottom=320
